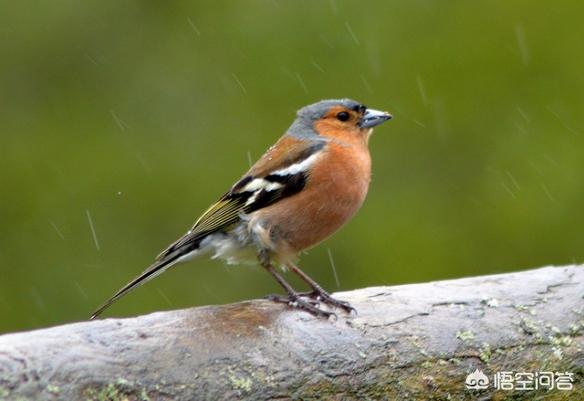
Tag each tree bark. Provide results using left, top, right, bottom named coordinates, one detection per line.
left=0, top=265, right=582, bottom=401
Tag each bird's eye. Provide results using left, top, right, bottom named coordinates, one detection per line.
left=336, top=111, right=350, bottom=122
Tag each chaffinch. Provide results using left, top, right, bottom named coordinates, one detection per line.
left=91, top=99, right=391, bottom=319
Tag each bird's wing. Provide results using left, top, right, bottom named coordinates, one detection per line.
left=156, top=136, right=327, bottom=260
left=90, top=136, right=326, bottom=319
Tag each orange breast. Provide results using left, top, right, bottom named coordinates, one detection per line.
left=251, top=138, right=371, bottom=258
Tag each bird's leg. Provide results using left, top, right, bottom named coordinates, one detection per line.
left=287, top=262, right=356, bottom=314
left=259, top=251, right=333, bottom=318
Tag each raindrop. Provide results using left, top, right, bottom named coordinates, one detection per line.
left=511, top=119, right=528, bottom=135
left=540, top=183, right=556, bottom=202
left=86, top=209, right=101, bottom=251
left=516, top=107, right=530, bottom=123
left=500, top=182, right=517, bottom=199
left=319, top=34, right=334, bottom=49
left=109, top=109, right=129, bottom=132
left=412, top=119, right=427, bottom=128
left=84, top=53, right=100, bottom=66
left=187, top=17, right=201, bottom=36
left=546, top=106, right=579, bottom=135
left=157, top=288, right=173, bottom=306
left=542, top=153, right=559, bottom=167
left=136, top=152, right=152, bottom=173
left=327, top=248, right=341, bottom=289
left=514, top=24, right=530, bottom=65
left=311, top=60, right=325, bottom=73
left=329, top=0, right=338, bottom=14
left=505, top=171, right=521, bottom=191
left=231, top=73, right=247, bottom=94
left=416, top=75, right=428, bottom=107
left=295, top=72, right=308, bottom=94
left=345, top=22, right=360, bottom=45
left=74, top=281, right=89, bottom=300
left=360, top=75, right=373, bottom=94
left=49, top=220, right=65, bottom=240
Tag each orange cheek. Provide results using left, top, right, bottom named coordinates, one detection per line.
left=315, top=119, right=353, bottom=136
left=314, top=119, right=367, bottom=145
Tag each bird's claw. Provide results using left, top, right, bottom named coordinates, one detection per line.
left=264, top=294, right=335, bottom=319
left=297, top=290, right=356, bottom=314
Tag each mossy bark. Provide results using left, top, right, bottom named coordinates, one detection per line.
left=0, top=265, right=582, bottom=400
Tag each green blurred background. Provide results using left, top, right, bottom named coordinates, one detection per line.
left=1, top=1, right=583, bottom=333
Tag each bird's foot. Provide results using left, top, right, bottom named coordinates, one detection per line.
left=298, top=290, right=356, bottom=314
left=264, top=294, right=335, bottom=319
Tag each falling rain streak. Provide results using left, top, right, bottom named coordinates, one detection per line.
left=231, top=73, right=247, bottom=94
left=546, top=106, right=580, bottom=135
left=540, top=183, right=556, bottom=202
left=360, top=75, right=373, bottom=94
left=187, top=17, right=201, bottom=36
left=157, top=288, right=173, bottom=306
left=500, top=182, right=517, bottom=199
left=416, top=75, right=428, bottom=106
left=505, top=171, right=521, bottom=191
left=86, top=210, right=100, bottom=251
left=514, top=24, right=530, bottom=65
left=50, top=221, right=65, bottom=239
left=516, top=107, right=531, bottom=123
left=327, top=248, right=341, bottom=289
left=345, top=22, right=360, bottom=45
left=295, top=72, right=308, bottom=94
left=136, top=152, right=152, bottom=173
left=74, top=281, right=89, bottom=300
left=311, top=60, right=325, bottom=73
left=329, top=0, right=338, bottom=14
left=109, top=109, right=129, bottom=132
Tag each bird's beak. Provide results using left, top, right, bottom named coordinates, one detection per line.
left=360, top=108, right=392, bottom=128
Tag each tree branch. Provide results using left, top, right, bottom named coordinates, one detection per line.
left=0, top=266, right=582, bottom=400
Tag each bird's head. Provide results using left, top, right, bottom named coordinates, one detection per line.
left=289, top=99, right=392, bottom=142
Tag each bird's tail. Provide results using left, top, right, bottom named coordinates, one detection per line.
left=90, top=254, right=183, bottom=320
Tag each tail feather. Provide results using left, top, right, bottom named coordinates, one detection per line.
left=90, top=255, right=181, bottom=320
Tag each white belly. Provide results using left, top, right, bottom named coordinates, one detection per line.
left=175, top=225, right=258, bottom=266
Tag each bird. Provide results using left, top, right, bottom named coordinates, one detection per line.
left=90, top=99, right=392, bottom=319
